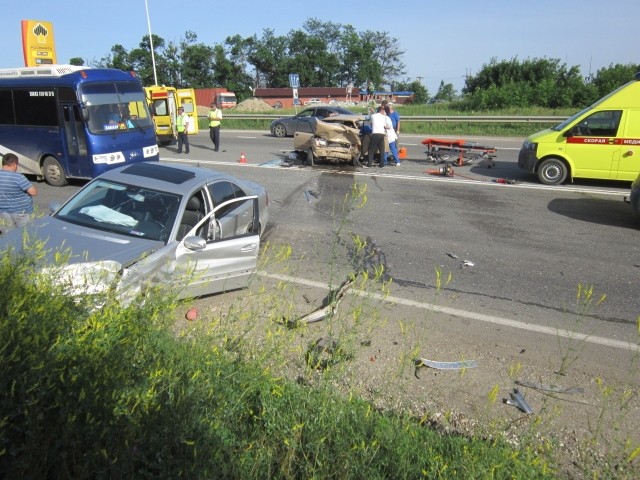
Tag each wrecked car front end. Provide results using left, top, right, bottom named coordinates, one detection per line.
left=294, top=116, right=364, bottom=166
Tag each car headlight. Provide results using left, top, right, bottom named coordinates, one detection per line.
left=93, top=152, right=125, bottom=164
left=314, top=138, right=328, bottom=147
left=40, top=260, right=122, bottom=296
left=522, top=140, right=537, bottom=151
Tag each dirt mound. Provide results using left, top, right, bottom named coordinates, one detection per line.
left=235, top=97, right=273, bottom=112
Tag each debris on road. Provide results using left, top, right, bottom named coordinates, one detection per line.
left=279, top=276, right=355, bottom=328
left=503, top=388, right=534, bottom=414
left=515, top=380, right=585, bottom=395
left=414, top=358, right=478, bottom=370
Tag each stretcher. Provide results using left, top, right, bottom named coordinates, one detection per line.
left=421, top=138, right=497, bottom=167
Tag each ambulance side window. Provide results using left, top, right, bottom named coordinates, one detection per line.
left=575, top=110, right=622, bottom=137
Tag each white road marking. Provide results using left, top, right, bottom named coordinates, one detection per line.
left=261, top=272, right=640, bottom=352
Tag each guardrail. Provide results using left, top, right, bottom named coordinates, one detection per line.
left=215, top=114, right=567, bottom=123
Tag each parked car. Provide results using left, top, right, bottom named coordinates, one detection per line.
left=270, top=106, right=354, bottom=138
left=304, top=98, right=323, bottom=106
left=629, top=171, right=640, bottom=215
left=0, top=162, right=269, bottom=303
left=294, top=114, right=368, bottom=166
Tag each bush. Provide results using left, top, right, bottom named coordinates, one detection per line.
left=0, top=249, right=554, bottom=479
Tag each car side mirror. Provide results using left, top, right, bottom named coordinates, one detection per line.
left=183, top=236, right=206, bottom=251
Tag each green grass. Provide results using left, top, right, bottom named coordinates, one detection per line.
left=199, top=103, right=573, bottom=137
left=0, top=236, right=556, bottom=479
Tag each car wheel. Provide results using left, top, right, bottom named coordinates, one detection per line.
left=273, top=123, right=287, bottom=138
left=43, top=156, right=68, bottom=187
left=537, top=157, right=568, bottom=185
left=306, top=149, right=315, bottom=166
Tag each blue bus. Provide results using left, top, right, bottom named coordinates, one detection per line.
left=0, top=65, right=159, bottom=186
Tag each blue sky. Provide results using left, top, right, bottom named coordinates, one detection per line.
left=3, top=0, right=638, bottom=94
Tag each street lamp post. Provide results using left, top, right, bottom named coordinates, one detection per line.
left=144, top=0, right=158, bottom=85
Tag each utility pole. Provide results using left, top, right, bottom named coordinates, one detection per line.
left=144, top=0, right=158, bottom=85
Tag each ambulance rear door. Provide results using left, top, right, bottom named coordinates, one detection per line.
left=616, top=108, right=640, bottom=180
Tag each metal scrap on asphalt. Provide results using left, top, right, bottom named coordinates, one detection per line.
left=279, top=277, right=355, bottom=328
left=503, top=388, right=534, bottom=414
left=415, top=358, right=478, bottom=370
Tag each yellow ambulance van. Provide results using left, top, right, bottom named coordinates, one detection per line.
left=518, top=72, right=640, bottom=185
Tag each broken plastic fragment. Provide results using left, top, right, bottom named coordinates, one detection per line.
left=446, top=252, right=459, bottom=259
left=503, top=388, right=534, bottom=414
left=415, top=358, right=478, bottom=370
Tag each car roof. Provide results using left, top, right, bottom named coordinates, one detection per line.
left=97, top=162, right=232, bottom=193
left=323, top=114, right=368, bottom=122
left=301, top=106, right=354, bottom=114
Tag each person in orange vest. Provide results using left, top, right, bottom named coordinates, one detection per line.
left=207, top=102, right=222, bottom=152
left=176, top=107, right=190, bottom=154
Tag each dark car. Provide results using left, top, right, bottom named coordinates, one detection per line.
left=269, top=106, right=355, bottom=138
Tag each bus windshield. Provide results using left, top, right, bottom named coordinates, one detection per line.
left=82, top=82, right=153, bottom=134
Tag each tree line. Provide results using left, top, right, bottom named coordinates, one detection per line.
left=69, top=18, right=639, bottom=110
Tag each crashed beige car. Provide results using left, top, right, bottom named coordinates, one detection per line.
left=293, top=114, right=368, bottom=166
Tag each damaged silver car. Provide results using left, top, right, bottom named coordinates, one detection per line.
left=0, top=162, right=269, bottom=303
left=293, top=114, right=368, bottom=166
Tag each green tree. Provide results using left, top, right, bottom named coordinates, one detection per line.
left=433, top=80, right=457, bottom=102
left=179, top=31, right=215, bottom=88
left=592, top=63, right=640, bottom=98
left=69, top=57, right=84, bottom=66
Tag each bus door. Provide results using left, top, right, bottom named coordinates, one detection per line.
left=61, top=103, right=90, bottom=178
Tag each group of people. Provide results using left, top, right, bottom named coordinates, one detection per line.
left=363, top=101, right=401, bottom=168
left=175, top=102, right=223, bottom=155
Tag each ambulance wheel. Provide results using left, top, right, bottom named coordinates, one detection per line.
left=537, top=157, right=568, bottom=185
left=43, top=156, right=68, bottom=187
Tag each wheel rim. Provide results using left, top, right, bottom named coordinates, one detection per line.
left=274, top=125, right=285, bottom=137
left=45, top=162, right=61, bottom=181
left=542, top=163, right=562, bottom=182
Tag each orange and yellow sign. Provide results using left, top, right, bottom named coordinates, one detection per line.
left=21, top=20, right=57, bottom=67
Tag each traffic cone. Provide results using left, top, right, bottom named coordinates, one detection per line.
left=239, top=152, right=247, bottom=163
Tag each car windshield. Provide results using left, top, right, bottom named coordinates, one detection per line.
left=54, top=179, right=181, bottom=242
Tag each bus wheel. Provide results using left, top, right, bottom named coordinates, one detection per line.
left=43, top=156, right=68, bottom=187
left=537, top=157, right=568, bottom=185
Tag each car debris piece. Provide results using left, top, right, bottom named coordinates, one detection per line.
left=414, top=358, right=478, bottom=370
left=446, top=252, right=459, bottom=259
left=279, top=276, right=355, bottom=328
left=460, top=260, right=475, bottom=268
left=515, top=380, right=585, bottom=395
left=503, top=388, right=534, bottom=414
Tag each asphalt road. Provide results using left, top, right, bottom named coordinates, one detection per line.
left=31, top=129, right=640, bottom=348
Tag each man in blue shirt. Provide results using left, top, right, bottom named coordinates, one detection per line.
left=0, top=153, right=38, bottom=234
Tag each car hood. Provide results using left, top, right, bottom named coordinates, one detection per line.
left=1, top=217, right=164, bottom=267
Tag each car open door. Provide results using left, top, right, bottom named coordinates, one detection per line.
left=173, top=195, right=260, bottom=297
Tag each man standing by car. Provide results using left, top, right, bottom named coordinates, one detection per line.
left=176, top=107, right=190, bottom=154
left=367, top=106, right=388, bottom=168
left=0, top=153, right=37, bottom=234
left=207, top=102, right=222, bottom=152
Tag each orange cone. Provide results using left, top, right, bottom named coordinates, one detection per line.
left=239, top=152, right=247, bottom=163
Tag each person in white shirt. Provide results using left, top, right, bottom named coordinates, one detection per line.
left=366, top=106, right=388, bottom=168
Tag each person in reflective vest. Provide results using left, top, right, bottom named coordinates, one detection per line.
left=176, top=107, right=190, bottom=154
left=207, top=102, right=222, bottom=152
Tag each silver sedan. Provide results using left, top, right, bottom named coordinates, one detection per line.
left=0, top=162, right=269, bottom=303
